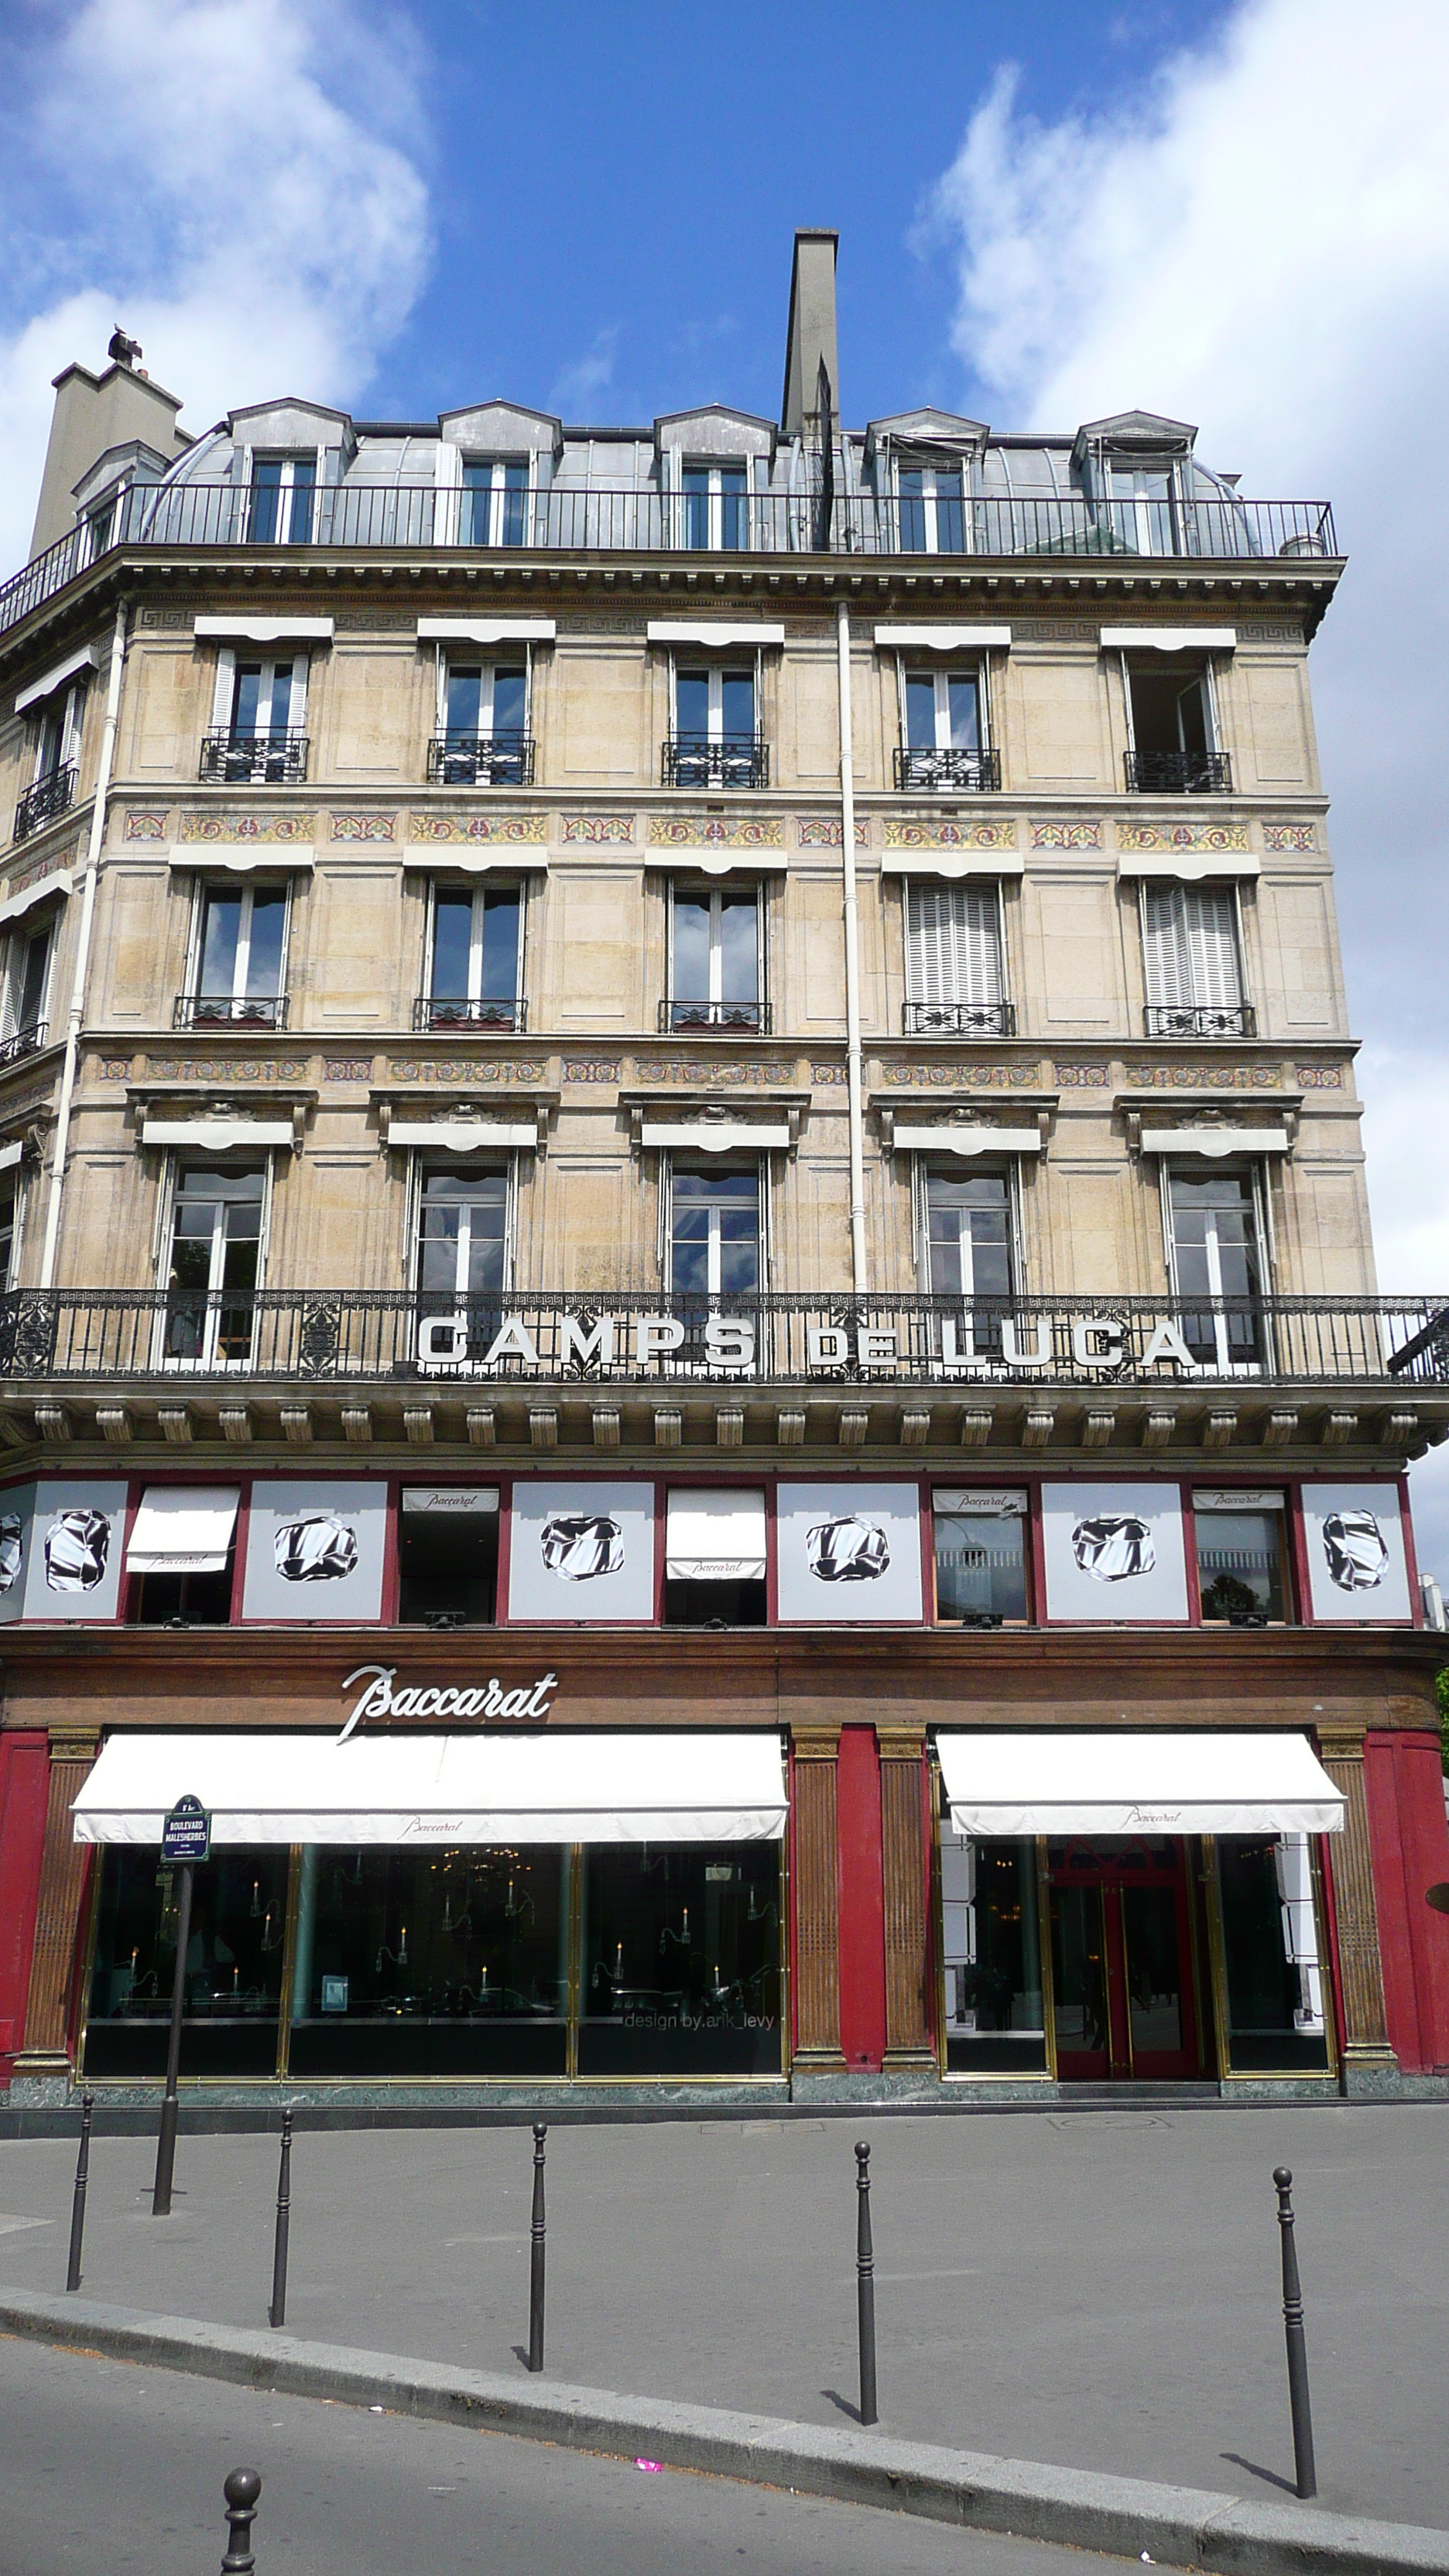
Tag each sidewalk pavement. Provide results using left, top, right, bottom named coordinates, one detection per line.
left=2, top=2101, right=1445, bottom=2533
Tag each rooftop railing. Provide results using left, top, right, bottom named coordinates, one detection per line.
left=0, top=1289, right=1440, bottom=1389
left=0, top=484, right=1339, bottom=642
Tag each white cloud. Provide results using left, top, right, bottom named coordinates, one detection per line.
left=550, top=327, right=621, bottom=419
left=928, top=0, right=1449, bottom=1582
left=0, top=0, right=432, bottom=573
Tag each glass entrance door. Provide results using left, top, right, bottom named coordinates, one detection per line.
left=1048, top=1839, right=1199, bottom=2080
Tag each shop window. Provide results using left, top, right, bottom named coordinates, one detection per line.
left=663, top=1487, right=766, bottom=1627
left=248, top=453, right=317, bottom=545
left=1216, top=1834, right=1330, bottom=2074
left=939, top=1825, right=1047, bottom=2076
left=668, top=1163, right=760, bottom=1297
left=904, top=882, right=1007, bottom=1033
left=932, top=1489, right=1028, bottom=1625
left=1166, top=1166, right=1267, bottom=1373
left=83, top=1845, right=288, bottom=2078
left=163, top=1163, right=265, bottom=1369
left=1193, top=1492, right=1286, bottom=1624
left=577, top=1841, right=783, bottom=2077
left=188, top=882, right=288, bottom=1026
left=398, top=1485, right=499, bottom=1625
left=461, top=457, right=529, bottom=547
left=1141, top=882, right=1249, bottom=1038
left=127, top=1485, right=241, bottom=1627
left=426, top=884, right=522, bottom=1029
left=287, top=1845, right=568, bottom=2078
left=667, top=882, right=763, bottom=1032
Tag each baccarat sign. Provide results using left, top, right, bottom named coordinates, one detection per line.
left=340, top=1661, right=559, bottom=1741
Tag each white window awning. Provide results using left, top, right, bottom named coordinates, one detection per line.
left=0, top=868, right=73, bottom=928
left=140, top=1118, right=294, bottom=1151
left=167, top=848, right=313, bottom=875
left=72, top=1731, right=789, bottom=1846
left=1099, top=626, right=1238, bottom=651
left=641, top=1119, right=791, bottom=1152
left=193, top=616, right=334, bottom=643
left=666, top=1488, right=767, bottom=1581
left=873, top=625, right=1012, bottom=651
left=13, top=640, right=104, bottom=714
left=881, top=851, right=1023, bottom=880
left=1116, top=852, right=1259, bottom=883
left=1139, top=1127, right=1290, bottom=1157
left=401, top=850, right=534, bottom=876
left=646, top=621, right=786, bottom=648
left=386, top=1120, right=536, bottom=1152
left=0, top=1138, right=26, bottom=1174
left=892, top=1124, right=1042, bottom=1156
left=644, top=848, right=787, bottom=875
left=416, top=618, right=557, bottom=644
left=125, top=1486, right=239, bottom=1575
left=937, top=1731, right=1344, bottom=1838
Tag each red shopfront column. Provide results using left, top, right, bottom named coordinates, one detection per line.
left=1364, top=1731, right=1449, bottom=2074
left=836, top=1725, right=887, bottom=2072
left=0, top=1734, right=50, bottom=2084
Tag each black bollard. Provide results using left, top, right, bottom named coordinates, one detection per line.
left=268, top=2108, right=293, bottom=2330
left=220, top=2466, right=262, bottom=2574
left=65, top=2089, right=94, bottom=2293
left=152, top=1858, right=194, bottom=2217
left=1273, top=2166, right=1317, bottom=2499
left=527, top=2121, right=546, bottom=2372
left=855, top=2139, right=878, bottom=2427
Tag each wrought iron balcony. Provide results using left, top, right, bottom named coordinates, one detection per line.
left=426, top=731, right=535, bottom=788
left=0, top=1020, right=47, bottom=1069
left=893, top=747, right=1002, bottom=793
left=659, top=998, right=772, bottom=1034
left=13, top=763, right=76, bottom=844
left=173, top=992, right=290, bottom=1030
left=198, top=729, right=309, bottom=786
left=413, top=995, right=528, bottom=1032
left=1125, top=748, right=1233, bottom=794
left=903, top=1000, right=1016, bottom=1037
left=1144, top=1002, right=1256, bottom=1040
left=660, top=735, right=769, bottom=790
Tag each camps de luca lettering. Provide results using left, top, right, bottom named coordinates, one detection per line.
left=341, top=1663, right=559, bottom=1740
left=413, top=1307, right=1210, bottom=1380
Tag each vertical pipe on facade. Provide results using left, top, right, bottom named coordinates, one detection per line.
left=39, top=598, right=128, bottom=1290
left=836, top=598, right=868, bottom=1292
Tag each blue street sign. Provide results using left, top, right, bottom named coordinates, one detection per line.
left=161, top=1794, right=211, bottom=1865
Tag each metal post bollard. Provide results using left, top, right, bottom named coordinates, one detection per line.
left=855, top=2139, right=878, bottom=2427
left=268, top=2108, right=293, bottom=2330
left=65, top=2090, right=94, bottom=2293
left=152, top=1858, right=194, bottom=2217
left=527, top=2120, right=546, bottom=2372
left=220, top=2467, right=262, bottom=2574
left=1273, top=2165, right=1317, bottom=2499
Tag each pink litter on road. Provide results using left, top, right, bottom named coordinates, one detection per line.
left=635, top=2459, right=663, bottom=2473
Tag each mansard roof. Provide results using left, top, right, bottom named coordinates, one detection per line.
left=437, top=400, right=564, bottom=455
left=1073, top=409, right=1198, bottom=461
left=654, top=404, right=777, bottom=459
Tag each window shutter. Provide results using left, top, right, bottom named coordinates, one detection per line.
left=1184, top=886, right=1242, bottom=1007
left=1142, top=884, right=1192, bottom=1009
left=288, top=653, right=310, bottom=735
left=906, top=885, right=1002, bottom=1004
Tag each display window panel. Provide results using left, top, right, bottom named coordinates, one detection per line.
left=242, top=1480, right=389, bottom=1622
left=577, top=1841, right=783, bottom=2077
left=939, top=1824, right=1047, bottom=2075
left=20, top=1479, right=129, bottom=1622
left=1299, top=1482, right=1413, bottom=1623
left=0, top=1482, right=35, bottom=1625
left=774, top=1481, right=924, bottom=1624
left=83, top=1845, right=288, bottom=2078
left=932, top=1488, right=1028, bottom=1625
left=1215, top=1834, right=1331, bottom=2073
left=1040, top=1481, right=1189, bottom=1623
left=507, top=1479, right=656, bottom=1623
left=287, top=1845, right=568, bottom=2078
left=398, top=1485, right=500, bottom=1625
left=1193, top=1489, right=1287, bottom=1624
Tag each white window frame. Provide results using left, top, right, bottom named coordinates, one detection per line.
left=211, top=646, right=310, bottom=739
left=902, top=877, right=1005, bottom=1029
left=435, top=648, right=534, bottom=743
left=669, top=654, right=759, bottom=747
left=409, top=1154, right=519, bottom=1298
left=34, top=680, right=84, bottom=785
left=459, top=454, right=533, bottom=548
left=1160, top=1158, right=1272, bottom=1377
left=156, top=1159, right=274, bottom=1375
left=187, top=879, right=292, bottom=1011
left=915, top=1160, right=1022, bottom=1303
left=1104, top=454, right=1184, bottom=557
left=3, top=913, right=57, bottom=1039
left=666, top=879, right=765, bottom=1026
left=678, top=458, right=752, bottom=550
left=1137, top=879, right=1248, bottom=1030
left=661, top=1154, right=766, bottom=1297
left=0, top=1169, right=26, bottom=1290
left=893, top=456, right=972, bottom=555
left=1119, top=648, right=1219, bottom=762
left=245, top=448, right=323, bottom=545
left=426, top=879, right=526, bottom=1012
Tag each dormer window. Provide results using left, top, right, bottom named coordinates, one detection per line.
left=248, top=454, right=316, bottom=546
left=682, top=464, right=748, bottom=551
left=1105, top=460, right=1180, bottom=556
left=898, top=464, right=966, bottom=555
left=461, top=460, right=528, bottom=547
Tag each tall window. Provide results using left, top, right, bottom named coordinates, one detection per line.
left=669, top=665, right=759, bottom=788
left=681, top=464, right=748, bottom=550
left=426, top=886, right=522, bottom=1029
left=206, top=656, right=308, bottom=784
left=897, top=464, right=966, bottom=554
left=1167, top=1167, right=1266, bottom=1372
left=248, top=454, right=317, bottom=546
left=1125, top=659, right=1226, bottom=792
left=189, top=885, right=287, bottom=1026
left=416, top=1166, right=509, bottom=1301
left=433, top=661, right=530, bottom=786
left=667, top=886, right=761, bottom=1030
left=1105, top=461, right=1177, bottom=555
left=670, top=1166, right=760, bottom=1297
left=1141, top=882, right=1247, bottom=1037
left=925, top=1170, right=1012, bottom=1300
left=3, top=916, right=54, bottom=1056
left=903, top=882, right=1007, bottom=1036
left=35, top=682, right=84, bottom=786
left=0, top=1179, right=17, bottom=1289
left=163, top=1164, right=265, bottom=1368
left=461, top=459, right=528, bottom=547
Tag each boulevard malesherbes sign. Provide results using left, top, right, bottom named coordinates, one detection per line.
left=341, top=1662, right=558, bottom=1741
left=413, top=1305, right=1212, bottom=1380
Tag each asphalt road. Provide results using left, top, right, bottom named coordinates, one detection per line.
left=0, top=2333, right=1133, bottom=2576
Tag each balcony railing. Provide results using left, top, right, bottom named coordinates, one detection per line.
left=413, top=995, right=527, bottom=1032
left=903, top=1000, right=1016, bottom=1037
left=893, top=747, right=1002, bottom=793
left=0, top=1020, right=47, bottom=1069
left=13, top=763, right=76, bottom=844
left=661, top=735, right=769, bottom=790
left=198, top=729, right=309, bottom=786
left=0, top=1290, right=1442, bottom=1390
left=1125, top=748, right=1233, bottom=794
left=659, top=998, right=771, bottom=1033
left=1144, top=1002, right=1256, bottom=1040
left=173, top=992, right=289, bottom=1030
left=426, top=731, right=535, bottom=788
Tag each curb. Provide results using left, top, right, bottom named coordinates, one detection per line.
left=4, top=2289, right=1447, bottom=2575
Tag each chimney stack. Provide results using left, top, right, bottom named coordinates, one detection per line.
left=781, top=229, right=839, bottom=437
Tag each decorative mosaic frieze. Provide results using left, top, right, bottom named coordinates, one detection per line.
left=409, top=815, right=546, bottom=845
left=642, top=1056, right=796, bottom=1088
left=388, top=1057, right=547, bottom=1084
left=560, top=816, right=635, bottom=844
left=323, top=1058, right=375, bottom=1081
left=335, top=612, right=416, bottom=631
left=1030, top=820, right=1102, bottom=850
left=123, top=812, right=169, bottom=841
left=1053, top=1063, right=1111, bottom=1087
left=885, top=819, right=1016, bottom=851
left=1262, top=824, right=1317, bottom=852
left=1296, top=1064, right=1344, bottom=1088
left=797, top=817, right=868, bottom=847
left=649, top=817, right=784, bottom=848
left=5, top=844, right=77, bottom=899
left=1116, top=821, right=1251, bottom=855
left=99, top=1059, right=134, bottom=1081
left=882, top=1062, right=1036, bottom=1089
left=1132, top=1063, right=1281, bottom=1090
left=180, top=814, right=310, bottom=844
left=149, top=1058, right=311, bottom=1083
left=330, top=814, right=396, bottom=842
left=810, top=1060, right=848, bottom=1084
left=560, top=1057, right=622, bottom=1084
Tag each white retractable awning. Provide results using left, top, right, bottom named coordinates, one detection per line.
left=1115, top=853, right=1259, bottom=883
left=644, top=848, right=787, bottom=875
left=73, top=1732, right=789, bottom=1847
left=1099, top=626, right=1238, bottom=651
left=125, top=1487, right=239, bottom=1575
left=416, top=618, right=557, bottom=644
left=891, top=1124, right=1042, bottom=1156
left=646, top=621, right=786, bottom=648
left=401, top=850, right=535, bottom=875
left=1139, top=1127, right=1290, bottom=1158
left=936, top=1731, right=1344, bottom=1838
left=193, top=615, right=334, bottom=643
left=666, top=1488, right=767, bottom=1581
left=880, top=851, right=1023, bottom=880
left=385, top=1120, right=537, bottom=1151
left=0, top=868, right=73, bottom=928
left=639, top=1119, right=791, bottom=1152
left=873, top=625, right=1012, bottom=651
left=140, top=1118, right=293, bottom=1151
left=13, top=641, right=104, bottom=714
left=167, top=848, right=314, bottom=875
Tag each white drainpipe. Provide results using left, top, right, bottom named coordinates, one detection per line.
left=836, top=598, right=867, bottom=1292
